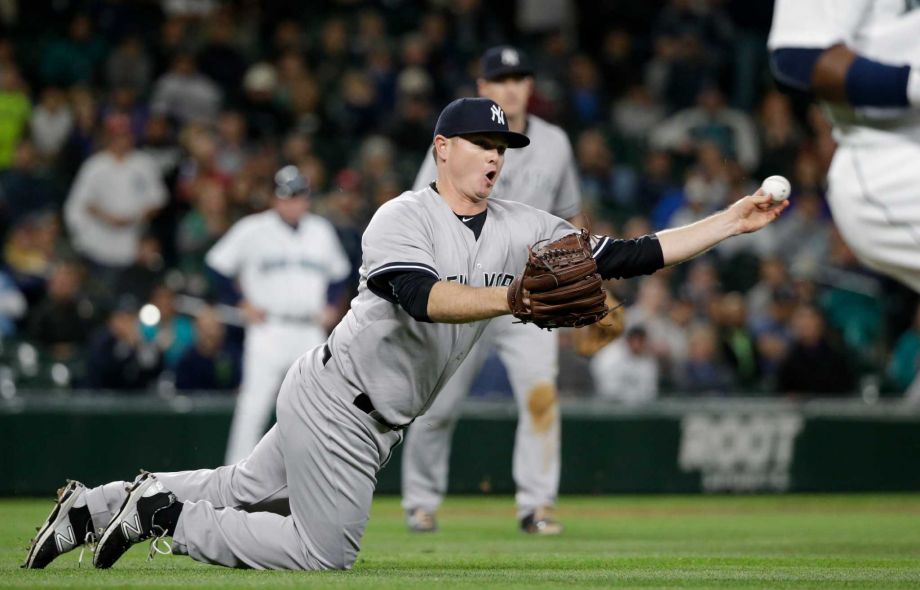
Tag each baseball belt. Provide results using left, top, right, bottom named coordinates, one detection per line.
left=322, top=344, right=410, bottom=432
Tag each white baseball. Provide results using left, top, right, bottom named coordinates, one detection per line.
left=761, top=175, right=791, bottom=202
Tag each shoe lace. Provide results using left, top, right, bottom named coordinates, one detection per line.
left=146, top=524, right=172, bottom=562
left=77, top=530, right=96, bottom=567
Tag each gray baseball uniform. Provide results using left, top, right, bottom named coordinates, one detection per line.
left=81, top=185, right=576, bottom=570
left=403, top=114, right=582, bottom=518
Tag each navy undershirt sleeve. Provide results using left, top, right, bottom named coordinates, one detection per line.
left=593, top=234, right=664, bottom=280
left=367, top=270, right=438, bottom=322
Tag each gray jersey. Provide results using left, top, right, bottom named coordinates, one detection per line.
left=413, top=115, right=582, bottom=219
left=324, top=185, right=574, bottom=425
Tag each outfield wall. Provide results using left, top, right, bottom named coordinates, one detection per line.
left=3, top=395, right=920, bottom=495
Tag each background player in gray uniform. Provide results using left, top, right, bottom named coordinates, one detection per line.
left=206, top=166, right=351, bottom=464
left=24, top=98, right=787, bottom=572
left=403, top=45, right=582, bottom=535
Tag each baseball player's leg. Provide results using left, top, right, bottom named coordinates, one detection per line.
left=172, top=350, right=400, bottom=569
left=827, top=142, right=920, bottom=293
left=84, top=413, right=290, bottom=538
left=401, top=336, right=491, bottom=517
left=494, top=317, right=560, bottom=520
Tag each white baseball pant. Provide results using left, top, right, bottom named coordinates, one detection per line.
left=827, top=139, right=920, bottom=293
left=84, top=347, right=402, bottom=570
left=401, top=316, right=560, bottom=518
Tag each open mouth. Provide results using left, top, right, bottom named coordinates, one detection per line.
left=485, top=171, right=496, bottom=182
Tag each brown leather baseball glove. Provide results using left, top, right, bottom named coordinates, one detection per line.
left=507, top=229, right=609, bottom=329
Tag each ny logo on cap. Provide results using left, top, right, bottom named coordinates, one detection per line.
left=501, top=48, right=520, bottom=66
left=490, top=104, right=505, bottom=125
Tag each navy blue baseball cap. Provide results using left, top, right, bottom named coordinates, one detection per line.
left=479, top=46, right=533, bottom=80
left=433, top=97, right=530, bottom=148
left=273, top=165, right=310, bottom=199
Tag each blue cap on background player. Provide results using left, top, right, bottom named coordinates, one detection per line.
left=273, top=165, right=310, bottom=199
left=433, top=97, right=530, bottom=148
left=479, top=46, right=533, bottom=81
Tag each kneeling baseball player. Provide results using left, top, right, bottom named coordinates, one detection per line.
left=24, top=98, right=786, bottom=571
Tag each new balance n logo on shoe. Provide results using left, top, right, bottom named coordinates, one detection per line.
left=54, top=525, right=75, bottom=553
left=121, top=514, right=143, bottom=539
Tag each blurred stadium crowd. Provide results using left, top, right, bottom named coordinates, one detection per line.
left=0, top=0, right=917, bottom=399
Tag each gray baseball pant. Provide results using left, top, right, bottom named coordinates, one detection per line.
left=84, top=347, right=402, bottom=570
left=401, top=317, right=560, bottom=519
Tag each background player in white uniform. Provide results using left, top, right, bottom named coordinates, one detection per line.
left=403, top=45, right=583, bottom=534
left=769, top=1, right=920, bottom=293
left=24, top=98, right=787, bottom=572
left=206, top=165, right=351, bottom=463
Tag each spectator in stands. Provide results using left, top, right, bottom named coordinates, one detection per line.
left=679, top=258, right=721, bottom=312
left=887, top=303, right=920, bottom=393
left=150, top=52, right=222, bottom=125
left=0, top=142, right=61, bottom=234
left=0, top=66, right=30, bottom=170
left=64, top=113, right=167, bottom=272
left=197, top=14, right=247, bottom=105
left=567, top=54, right=605, bottom=128
left=716, top=292, right=761, bottom=390
left=105, top=36, right=153, bottom=96
left=174, top=305, right=241, bottom=391
left=777, top=304, right=857, bottom=396
left=674, top=322, right=736, bottom=395
left=112, top=235, right=166, bottom=303
left=39, top=13, right=106, bottom=88
left=30, top=87, right=73, bottom=162
left=591, top=326, right=659, bottom=404
left=215, top=111, right=249, bottom=175
left=60, top=87, right=99, bottom=175
left=771, top=191, right=831, bottom=280
left=141, top=284, right=195, bottom=370
left=611, top=84, right=667, bottom=145
left=755, top=90, right=802, bottom=182
left=240, top=62, right=290, bottom=141
left=576, top=128, right=637, bottom=217
left=100, top=87, right=148, bottom=142
left=746, top=255, right=789, bottom=314
left=26, top=261, right=92, bottom=359
left=140, top=115, right=181, bottom=179
left=176, top=125, right=232, bottom=201
left=752, top=285, right=796, bottom=380
left=384, top=67, right=437, bottom=161
left=626, top=275, right=689, bottom=380
left=177, top=179, right=231, bottom=279
left=816, top=229, right=884, bottom=364
left=651, top=85, right=760, bottom=172
left=599, top=29, right=643, bottom=100
left=4, top=212, right=61, bottom=300
left=0, top=268, right=26, bottom=337
left=84, top=296, right=162, bottom=390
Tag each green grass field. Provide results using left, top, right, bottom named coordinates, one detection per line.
left=2, top=494, right=920, bottom=589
